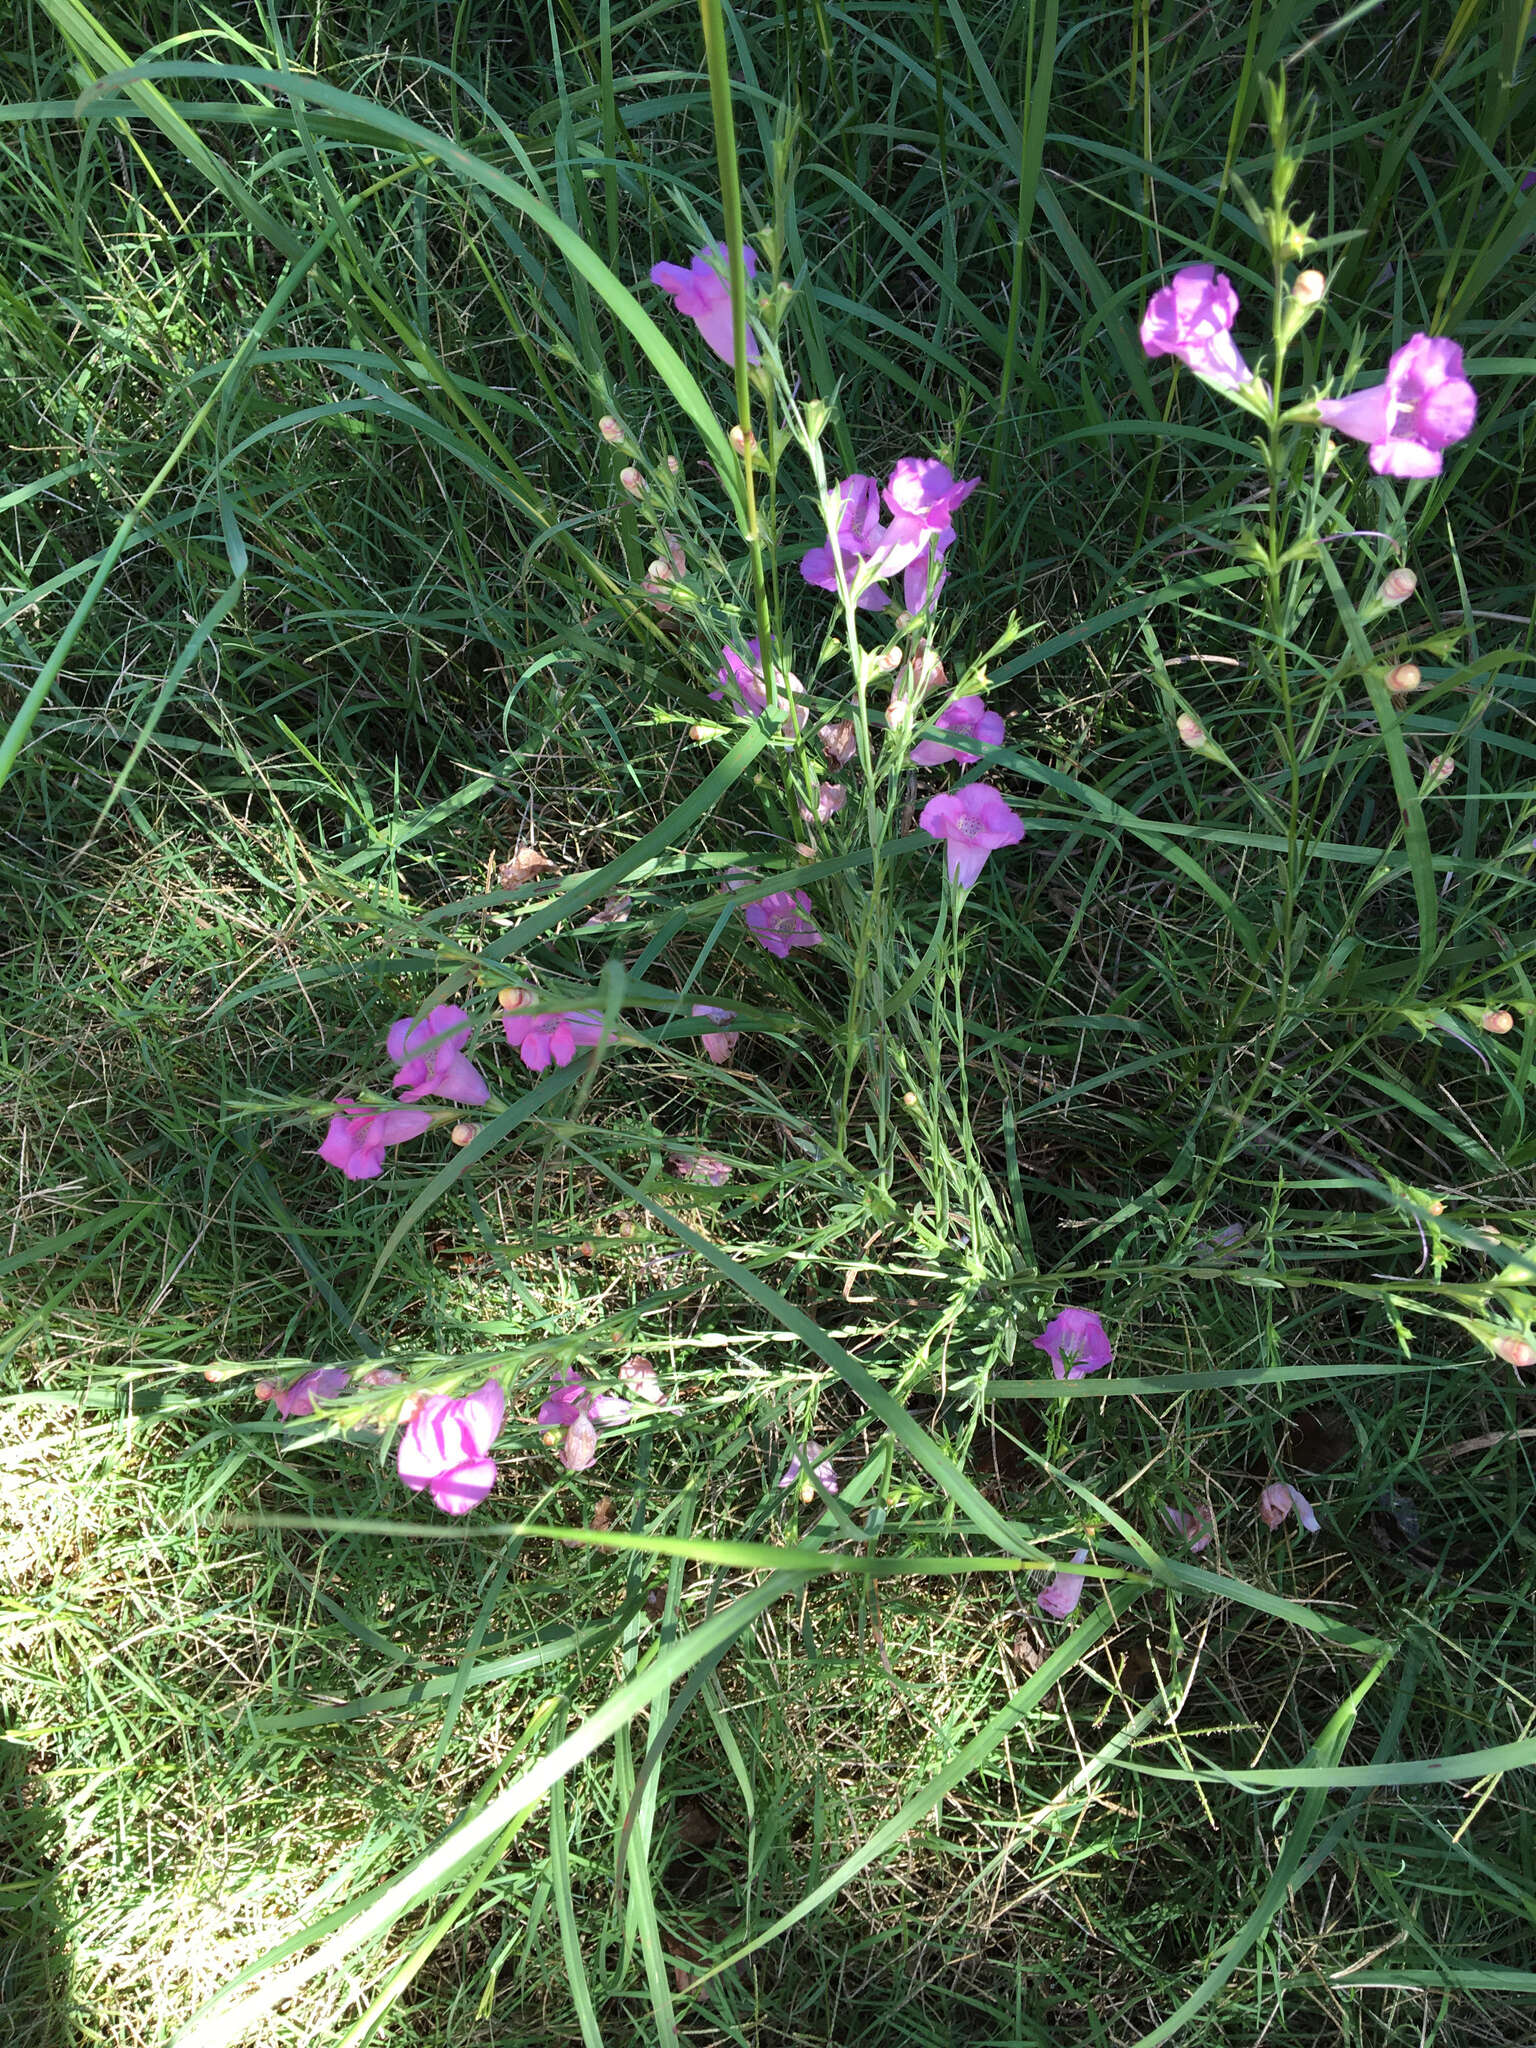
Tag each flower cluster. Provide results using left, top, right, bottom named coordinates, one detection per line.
left=799, top=459, right=977, bottom=617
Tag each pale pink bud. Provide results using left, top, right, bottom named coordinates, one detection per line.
left=728, top=424, right=758, bottom=457
left=1494, top=1335, right=1536, bottom=1369
left=1481, top=1009, right=1515, bottom=1035
left=1385, top=662, right=1422, bottom=694
left=1176, top=714, right=1206, bottom=749
left=619, top=466, right=645, bottom=496
left=875, top=644, right=904, bottom=673
left=1428, top=754, right=1455, bottom=782
left=1292, top=269, right=1326, bottom=305
left=598, top=414, right=624, bottom=445
left=666, top=454, right=680, bottom=474
left=498, top=986, right=533, bottom=1011
left=450, top=1122, right=478, bottom=1146
left=1378, top=568, right=1417, bottom=607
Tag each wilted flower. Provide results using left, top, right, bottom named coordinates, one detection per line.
left=1162, top=1505, right=1214, bottom=1554
left=619, top=1356, right=667, bottom=1405
left=502, top=1007, right=608, bottom=1072
left=918, top=782, right=1025, bottom=888
left=1036, top=1549, right=1089, bottom=1621
left=1139, top=266, right=1252, bottom=391
left=670, top=1151, right=732, bottom=1186
left=744, top=888, right=822, bottom=957
left=911, top=694, right=1006, bottom=767
left=820, top=721, right=857, bottom=767
left=1033, top=1307, right=1113, bottom=1381
left=643, top=536, right=686, bottom=606
left=318, top=1099, right=435, bottom=1180
left=398, top=1380, right=505, bottom=1515
left=710, top=640, right=804, bottom=728
left=537, top=1372, right=632, bottom=1473
left=256, top=1367, right=349, bottom=1419
left=1258, top=1480, right=1320, bottom=1533
left=1316, top=334, right=1477, bottom=477
left=779, top=1442, right=839, bottom=1498
left=815, top=783, right=846, bottom=822
left=387, top=1004, right=489, bottom=1107
left=693, top=1004, right=739, bottom=1064
left=649, top=241, right=760, bottom=366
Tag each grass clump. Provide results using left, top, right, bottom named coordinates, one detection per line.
left=3, top=0, right=1536, bottom=2044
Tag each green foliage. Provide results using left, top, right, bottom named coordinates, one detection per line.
left=3, top=0, right=1536, bottom=2043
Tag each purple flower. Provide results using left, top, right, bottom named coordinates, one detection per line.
left=1259, top=1481, right=1320, bottom=1533
left=1032, top=1308, right=1113, bottom=1382
left=710, top=640, right=804, bottom=728
left=537, top=1373, right=631, bottom=1473
left=744, top=888, right=822, bottom=957
left=799, top=476, right=891, bottom=611
left=779, top=1443, right=839, bottom=1496
left=918, top=782, right=1026, bottom=888
left=649, top=241, right=760, bottom=366
left=397, top=1380, right=505, bottom=1516
left=869, top=459, right=977, bottom=590
left=901, top=533, right=955, bottom=616
left=693, top=1005, right=738, bottom=1065
left=815, top=783, right=846, bottom=822
left=1037, top=1549, right=1089, bottom=1621
left=1316, top=333, right=1477, bottom=478
left=670, top=1151, right=732, bottom=1186
left=256, top=1367, right=350, bottom=1419
left=1162, top=1505, right=1214, bottom=1554
left=387, top=1004, right=489, bottom=1106
left=502, top=1007, right=608, bottom=1072
left=1140, top=266, right=1252, bottom=391
left=318, top=1098, right=435, bottom=1180
left=911, top=695, right=1006, bottom=768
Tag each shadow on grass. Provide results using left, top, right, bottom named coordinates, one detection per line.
left=0, top=1716, right=67, bottom=2047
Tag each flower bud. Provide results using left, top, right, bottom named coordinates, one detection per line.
left=646, top=556, right=675, bottom=585
left=450, top=1122, right=478, bottom=1146
left=901, top=1091, right=918, bottom=1108
left=1377, top=568, right=1417, bottom=608
left=1481, top=1009, right=1515, bottom=1035
left=498, top=986, right=531, bottom=1011
left=728, top=424, right=758, bottom=457
left=1292, top=269, right=1326, bottom=305
left=875, top=644, right=903, bottom=673
left=598, top=414, right=624, bottom=445
left=666, top=454, right=680, bottom=474
left=1176, top=714, right=1206, bottom=749
left=1426, top=1199, right=1446, bottom=1216
left=1428, top=754, right=1455, bottom=783
left=1386, top=662, right=1422, bottom=694
left=1493, top=1335, right=1535, bottom=1369
left=619, top=466, right=645, bottom=496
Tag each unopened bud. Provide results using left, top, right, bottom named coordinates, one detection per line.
left=619, top=465, right=645, bottom=496
left=450, top=1122, right=478, bottom=1146
left=728, top=424, right=758, bottom=457
left=1177, top=714, right=1206, bottom=749
left=1386, top=662, right=1422, bottom=694
left=1428, top=754, right=1455, bottom=783
left=1426, top=1200, right=1446, bottom=1217
left=1378, top=568, right=1417, bottom=608
left=542, top=1426, right=564, bottom=1449
left=1494, top=1335, right=1535, bottom=1369
left=1292, top=269, right=1326, bottom=305
left=646, top=556, right=675, bottom=585
left=598, top=414, right=624, bottom=445
left=1481, top=1009, right=1515, bottom=1035
left=875, top=644, right=903, bottom=673
left=902, top=1091, right=918, bottom=1108
left=666, top=454, right=680, bottom=474
left=498, top=986, right=531, bottom=1011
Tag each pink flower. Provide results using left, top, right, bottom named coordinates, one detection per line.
left=799, top=476, right=891, bottom=611
left=318, top=1098, right=435, bottom=1180
left=538, top=1372, right=631, bottom=1473
left=1032, top=1308, right=1112, bottom=1381
left=710, top=640, right=804, bottom=728
left=1316, top=333, right=1477, bottom=478
left=815, top=783, right=846, bottom=822
left=911, top=694, right=1006, bottom=767
left=502, top=1007, right=608, bottom=1072
left=387, top=1004, right=489, bottom=1106
left=649, top=241, right=760, bottom=366
left=779, top=1443, right=839, bottom=1496
left=1140, top=265, right=1252, bottom=390
left=257, top=1367, right=350, bottom=1419
left=670, top=1151, right=732, bottom=1186
left=1037, top=1549, right=1089, bottom=1621
left=693, top=1005, right=738, bottom=1065
left=1258, top=1481, right=1320, bottom=1533
left=918, top=782, right=1025, bottom=888
left=868, top=459, right=976, bottom=592
left=744, top=888, right=822, bottom=957
left=1162, top=1505, right=1214, bottom=1554
left=397, top=1380, right=505, bottom=1515
left=619, top=1355, right=669, bottom=1406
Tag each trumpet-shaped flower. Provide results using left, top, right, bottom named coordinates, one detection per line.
left=1033, top=1307, right=1112, bottom=1381
left=1140, top=266, right=1252, bottom=391
left=502, top=1007, right=608, bottom=1072
left=799, top=476, right=891, bottom=611
left=387, top=1004, right=489, bottom=1106
left=693, top=1005, right=738, bottom=1065
left=649, top=241, right=760, bottom=366
left=918, top=782, right=1025, bottom=888
left=1316, top=333, right=1477, bottom=478
left=398, top=1380, right=505, bottom=1515
left=744, top=888, right=822, bottom=957
left=1259, top=1481, right=1320, bottom=1533
left=1037, top=1549, right=1089, bottom=1621
left=711, top=640, right=804, bottom=728
left=911, top=695, right=1006, bottom=767
left=257, top=1367, right=350, bottom=1419
left=779, top=1443, right=839, bottom=1496
left=538, top=1372, right=632, bottom=1473
left=1162, top=1505, right=1215, bottom=1554
left=318, top=1099, right=435, bottom=1180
